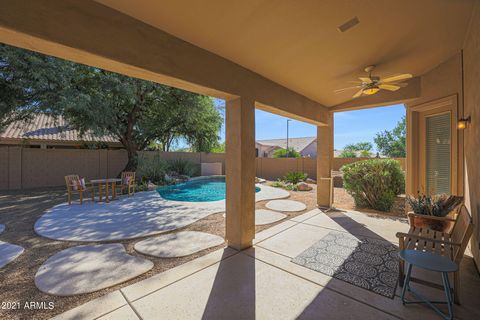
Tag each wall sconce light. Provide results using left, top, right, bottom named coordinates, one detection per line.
left=457, top=116, right=471, bottom=130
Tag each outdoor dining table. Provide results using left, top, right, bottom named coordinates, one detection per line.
left=90, top=178, right=122, bottom=203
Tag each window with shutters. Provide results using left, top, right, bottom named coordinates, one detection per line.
left=425, top=112, right=451, bottom=195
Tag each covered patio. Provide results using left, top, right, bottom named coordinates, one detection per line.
left=53, top=209, right=480, bottom=320
left=1, top=0, right=479, bottom=319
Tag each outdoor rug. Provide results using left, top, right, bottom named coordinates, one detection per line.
left=292, top=231, right=399, bottom=298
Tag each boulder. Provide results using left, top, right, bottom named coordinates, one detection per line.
left=297, top=182, right=313, bottom=191
left=305, top=178, right=316, bottom=184
left=147, top=182, right=157, bottom=191
left=255, top=177, right=266, bottom=184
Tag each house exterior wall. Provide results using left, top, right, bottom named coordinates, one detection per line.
left=462, top=1, right=480, bottom=271
left=300, top=141, right=317, bottom=158
left=255, top=143, right=278, bottom=158
left=405, top=53, right=464, bottom=197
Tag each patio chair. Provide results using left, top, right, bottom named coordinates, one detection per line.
left=65, top=174, right=95, bottom=205
left=396, top=205, right=473, bottom=304
left=115, top=171, right=136, bottom=196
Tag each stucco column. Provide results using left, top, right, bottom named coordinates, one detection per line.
left=317, top=113, right=334, bottom=207
left=225, top=97, right=256, bottom=250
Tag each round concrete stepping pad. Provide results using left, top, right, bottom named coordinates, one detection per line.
left=256, top=209, right=287, bottom=225
left=134, top=231, right=224, bottom=258
left=35, top=244, right=153, bottom=296
left=0, top=241, right=24, bottom=269
left=266, top=200, right=307, bottom=212
left=0, top=224, right=5, bottom=234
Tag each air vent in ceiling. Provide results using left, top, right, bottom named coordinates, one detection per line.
left=337, top=16, right=360, bottom=33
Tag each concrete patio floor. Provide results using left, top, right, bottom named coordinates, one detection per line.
left=54, top=209, right=480, bottom=320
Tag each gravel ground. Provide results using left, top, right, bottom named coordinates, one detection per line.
left=0, top=183, right=402, bottom=319
left=0, top=184, right=318, bottom=319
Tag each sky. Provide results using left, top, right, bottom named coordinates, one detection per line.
left=213, top=99, right=405, bottom=152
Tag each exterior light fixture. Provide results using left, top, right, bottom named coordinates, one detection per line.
left=457, top=116, right=471, bottom=129
left=363, top=87, right=380, bottom=95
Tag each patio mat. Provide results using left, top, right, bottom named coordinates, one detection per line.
left=292, top=231, right=399, bottom=298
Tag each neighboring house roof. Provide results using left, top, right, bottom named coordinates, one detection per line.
left=256, top=136, right=316, bottom=153
left=0, top=114, right=120, bottom=144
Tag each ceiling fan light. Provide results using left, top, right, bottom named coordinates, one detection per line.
left=363, top=87, right=380, bottom=95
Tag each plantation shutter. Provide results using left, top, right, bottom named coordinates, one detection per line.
left=425, top=112, right=451, bottom=195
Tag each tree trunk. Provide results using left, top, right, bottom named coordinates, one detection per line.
left=124, top=146, right=138, bottom=172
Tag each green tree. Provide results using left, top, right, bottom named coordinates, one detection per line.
left=339, top=150, right=357, bottom=158
left=374, top=116, right=406, bottom=158
left=344, top=142, right=373, bottom=152
left=272, top=147, right=301, bottom=158
left=0, top=44, right=74, bottom=132
left=0, top=44, right=222, bottom=171
left=210, top=142, right=225, bottom=153
left=342, top=142, right=372, bottom=158
left=359, top=150, right=371, bottom=157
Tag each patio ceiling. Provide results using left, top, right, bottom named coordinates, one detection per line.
left=96, top=0, right=475, bottom=107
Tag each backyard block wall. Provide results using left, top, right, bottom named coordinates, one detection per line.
left=0, top=146, right=405, bottom=190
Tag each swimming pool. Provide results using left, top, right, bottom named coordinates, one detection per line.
left=157, top=176, right=260, bottom=202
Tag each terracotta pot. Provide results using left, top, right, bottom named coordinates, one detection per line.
left=407, top=212, right=454, bottom=233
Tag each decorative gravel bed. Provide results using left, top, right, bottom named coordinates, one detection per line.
left=0, top=184, right=314, bottom=320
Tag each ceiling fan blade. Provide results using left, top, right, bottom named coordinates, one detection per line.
left=334, top=86, right=361, bottom=93
left=379, top=84, right=401, bottom=91
left=353, top=89, right=364, bottom=98
left=359, top=77, right=372, bottom=83
left=382, top=73, right=412, bottom=83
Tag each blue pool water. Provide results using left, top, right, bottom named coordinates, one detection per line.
left=157, top=177, right=260, bottom=202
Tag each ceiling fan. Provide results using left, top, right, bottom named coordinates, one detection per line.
left=335, top=65, right=412, bottom=98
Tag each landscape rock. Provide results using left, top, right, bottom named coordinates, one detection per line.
left=297, top=182, right=313, bottom=191
left=147, top=182, right=157, bottom=191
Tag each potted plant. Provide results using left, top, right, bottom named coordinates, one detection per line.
left=406, top=193, right=463, bottom=232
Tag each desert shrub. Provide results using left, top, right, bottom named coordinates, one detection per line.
left=137, top=154, right=168, bottom=185
left=270, top=180, right=299, bottom=191
left=283, top=171, right=307, bottom=184
left=285, top=184, right=299, bottom=191
left=273, top=148, right=301, bottom=158
left=270, top=181, right=285, bottom=188
left=166, top=158, right=199, bottom=177
left=341, top=159, right=405, bottom=212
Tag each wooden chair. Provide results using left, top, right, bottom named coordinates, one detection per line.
left=396, top=205, right=473, bottom=304
left=65, top=175, right=95, bottom=205
left=115, top=172, right=136, bottom=196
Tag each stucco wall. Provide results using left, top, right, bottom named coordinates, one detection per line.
left=462, top=1, right=480, bottom=270
left=405, top=53, right=464, bottom=196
